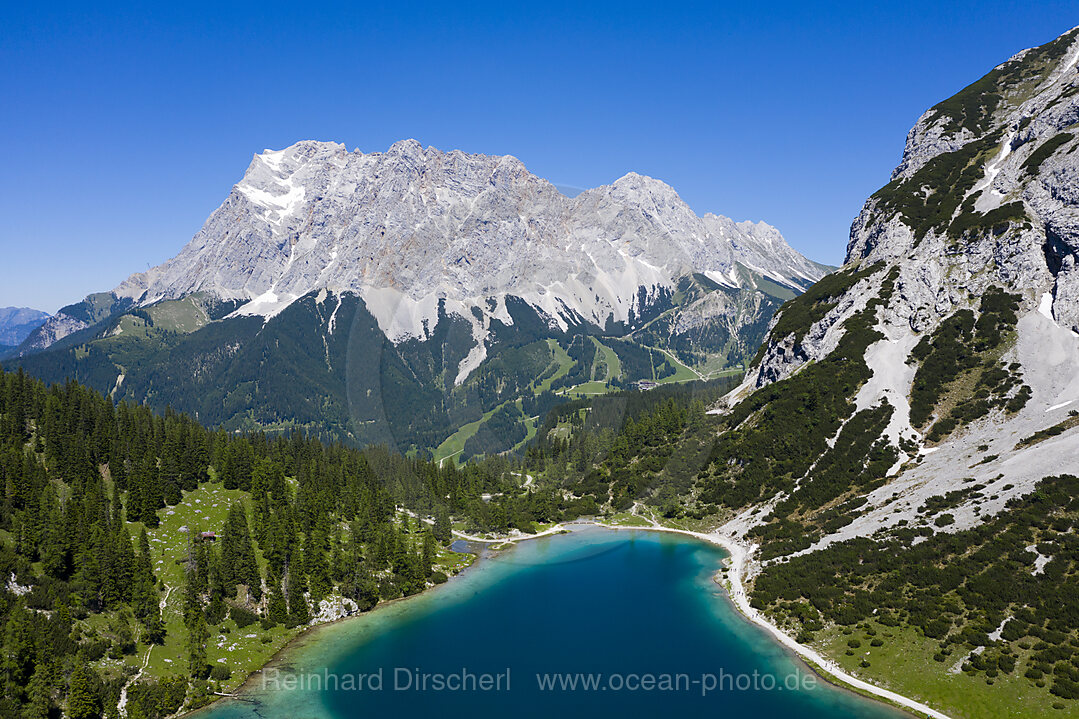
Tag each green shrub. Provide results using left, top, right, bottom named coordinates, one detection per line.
left=229, top=605, right=259, bottom=629
left=935, top=513, right=956, bottom=527
left=1022, top=133, right=1075, bottom=173
left=763, top=262, right=883, bottom=351
left=873, top=133, right=1002, bottom=240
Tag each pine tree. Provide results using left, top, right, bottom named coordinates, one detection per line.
left=285, top=564, right=309, bottom=627
left=391, top=529, right=409, bottom=575
left=23, top=662, right=52, bottom=719
left=182, top=562, right=209, bottom=678
left=2, top=603, right=35, bottom=693
left=303, top=528, right=332, bottom=603
left=220, top=503, right=261, bottom=600
left=433, top=505, right=452, bottom=545
left=349, top=562, right=379, bottom=612
left=223, top=441, right=254, bottom=491
left=186, top=610, right=208, bottom=679
left=206, top=555, right=227, bottom=626
left=266, top=570, right=288, bottom=627
left=66, top=665, right=102, bottom=719
left=39, top=483, right=66, bottom=577
left=421, top=531, right=436, bottom=576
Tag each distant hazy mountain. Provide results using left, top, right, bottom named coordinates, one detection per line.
left=23, top=140, right=827, bottom=358
left=0, top=307, right=49, bottom=346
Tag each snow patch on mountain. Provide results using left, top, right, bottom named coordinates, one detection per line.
left=236, top=178, right=306, bottom=225
left=357, top=287, right=445, bottom=343
left=230, top=289, right=298, bottom=319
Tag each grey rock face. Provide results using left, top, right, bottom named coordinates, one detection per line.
left=107, top=140, right=824, bottom=350
left=20, top=314, right=86, bottom=353
left=751, top=26, right=1079, bottom=387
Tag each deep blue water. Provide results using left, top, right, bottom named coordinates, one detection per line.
left=199, top=527, right=908, bottom=719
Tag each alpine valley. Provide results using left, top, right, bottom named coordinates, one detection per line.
left=6, top=142, right=828, bottom=458
left=8, top=18, right=1079, bottom=719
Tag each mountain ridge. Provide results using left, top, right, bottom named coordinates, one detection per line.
left=20, top=140, right=828, bottom=377
left=8, top=142, right=826, bottom=455
left=595, top=26, right=1079, bottom=716
left=0, top=306, right=49, bottom=347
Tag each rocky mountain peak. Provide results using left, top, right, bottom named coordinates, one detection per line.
left=834, top=27, right=1079, bottom=331
left=21, top=139, right=827, bottom=366
left=733, top=25, right=1079, bottom=469
left=385, top=137, right=425, bottom=157
left=740, top=26, right=1079, bottom=397
left=706, top=28, right=1079, bottom=595
left=18, top=129, right=832, bottom=366
left=890, top=27, right=1079, bottom=184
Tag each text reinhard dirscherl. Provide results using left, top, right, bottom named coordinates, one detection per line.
left=260, top=667, right=818, bottom=696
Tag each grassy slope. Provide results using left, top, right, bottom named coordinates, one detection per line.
left=439, top=331, right=744, bottom=460
left=433, top=403, right=504, bottom=465
left=650, top=346, right=699, bottom=383
left=146, top=297, right=211, bottom=333
left=437, top=339, right=574, bottom=463
left=510, top=399, right=540, bottom=453
left=92, top=477, right=475, bottom=696
left=648, top=345, right=744, bottom=385
left=88, top=482, right=300, bottom=695
left=814, top=623, right=1079, bottom=719
left=537, top=339, right=574, bottom=392
left=591, top=337, right=622, bottom=381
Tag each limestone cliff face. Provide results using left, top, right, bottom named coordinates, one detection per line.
left=719, top=27, right=1079, bottom=556
left=749, top=26, right=1079, bottom=389
left=20, top=140, right=826, bottom=369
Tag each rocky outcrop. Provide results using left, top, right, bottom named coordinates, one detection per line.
left=749, top=26, right=1079, bottom=388
left=19, top=312, right=87, bottom=354
left=311, top=595, right=360, bottom=625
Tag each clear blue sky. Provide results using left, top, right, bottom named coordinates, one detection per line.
left=1, top=1, right=1075, bottom=312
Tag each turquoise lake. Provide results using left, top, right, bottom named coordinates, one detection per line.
left=197, top=526, right=908, bottom=718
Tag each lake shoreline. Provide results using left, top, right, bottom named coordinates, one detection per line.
left=182, top=521, right=947, bottom=719
left=179, top=525, right=565, bottom=717
left=597, top=522, right=949, bottom=719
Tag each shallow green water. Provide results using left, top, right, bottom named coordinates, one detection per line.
left=199, top=526, right=908, bottom=718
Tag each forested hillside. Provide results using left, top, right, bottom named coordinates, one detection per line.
left=0, top=368, right=576, bottom=719
left=6, top=291, right=750, bottom=462
left=522, top=377, right=741, bottom=516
